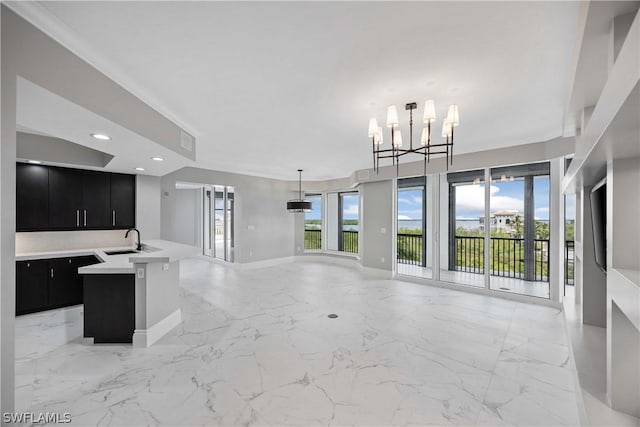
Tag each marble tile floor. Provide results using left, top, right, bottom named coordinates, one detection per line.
left=15, top=257, right=583, bottom=426
left=397, top=264, right=550, bottom=299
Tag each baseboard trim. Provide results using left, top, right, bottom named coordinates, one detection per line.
left=133, top=309, right=181, bottom=348
left=233, top=256, right=296, bottom=270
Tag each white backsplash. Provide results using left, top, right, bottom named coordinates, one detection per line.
left=16, top=230, right=133, bottom=254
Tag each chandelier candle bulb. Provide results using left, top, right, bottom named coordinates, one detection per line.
left=423, top=100, right=436, bottom=123
left=374, top=127, right=383, bottom=145
left=447, top=104, right=460, bottom=126
left=393, top=129, right=403, bottom=147
left=386, top=105, right=399, bottom=128
left=420, top=127, right=429, bottom=146
left=368, top=118, right=379, bottom=137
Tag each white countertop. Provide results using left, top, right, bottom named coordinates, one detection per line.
left=16, top=239, right=201, bottom=275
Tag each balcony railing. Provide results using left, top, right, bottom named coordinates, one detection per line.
left=397, top=234, right=552, bottom=282
left=565, top=240, right=574, bottom=286
left=398, top=233, right=422, bottom=265
left=304, top=229, right=321, bottom=250
left=342, top=230, right=358, bottom=253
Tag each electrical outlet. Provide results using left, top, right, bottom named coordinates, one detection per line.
left=249, top=250, right=253, bottom=257
left=297, top=246, right=301, bottom=252
left=381, top=257, right=385, bottom=263
left=162, top=263, right=169, bottom=271
left=137, top=268, right=145, bottom=279
left=380, top=227, right=386, bottom=234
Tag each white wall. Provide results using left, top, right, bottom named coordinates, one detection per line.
left=136, top=175, right=161, bottom=240
left=161, top=167, right=296, bottom=264
left=173, top=188, right=202, bottom=248
left=360, top=181, right=393, bottom=270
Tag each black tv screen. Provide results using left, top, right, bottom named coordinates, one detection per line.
left=590, top=180, right=606, bottom=272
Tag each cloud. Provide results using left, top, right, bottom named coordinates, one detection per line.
left=343, top=204, right=359, bottom=216
left=398, top=215, right=412, bottom=220
left=455, top=184, right=523, bottom=214
left=398, top=195, right=422, bottom=206
left=535, top=207, right=549, bottom=220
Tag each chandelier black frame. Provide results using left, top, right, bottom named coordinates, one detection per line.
left=286, top=169, right=312, bottom=213
left=368, top=101, right=459, bottom=175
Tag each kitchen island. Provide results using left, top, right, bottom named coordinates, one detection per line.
left=16, top=239, right=200, bottom=347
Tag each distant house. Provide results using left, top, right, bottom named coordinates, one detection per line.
left=479, top=210, right=523, bottom=231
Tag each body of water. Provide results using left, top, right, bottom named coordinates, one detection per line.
left=398, top=219, right=482, bottom=231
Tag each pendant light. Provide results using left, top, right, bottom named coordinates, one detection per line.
left=287, top=169, right=312, bottom=212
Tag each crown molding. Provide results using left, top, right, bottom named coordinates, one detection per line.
left=3, top=1, right=200, bottom=139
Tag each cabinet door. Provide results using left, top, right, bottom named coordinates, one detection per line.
left=110, top=174, right=136, bottom=228
left=48, top=257, right=80, bottom=308
left=49, top=167, right=82, bottom=229
left=82, top=171, right=111, bottom=228
left=16, top=163, right=49, bottom=231
left=16, top=260, right=48, bottom=315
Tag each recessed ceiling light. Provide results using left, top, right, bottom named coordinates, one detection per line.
left=27, top=160, right=42, bottom=164
left=135, top=167, right=145, bottom=171
left=151, top=157, right=164, bottom=162
left=90, top=133, right=111, bottom=140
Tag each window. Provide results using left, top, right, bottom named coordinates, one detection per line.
left=441, top=170, right=486, bottom=287
left=304, top=194, right=322, bottom=250
left=396, top=176, right=432, bottom=279
left=340, top=192, right=359, bottom=253
left=325, top=191, right=359, bottom=254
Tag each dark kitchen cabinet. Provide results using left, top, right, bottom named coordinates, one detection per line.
left=82, top=171, right=111, bottom=228
left=16, top=164, right=49, bottom=231
left=16, top=255, right=100, bottom=315
left=16, top=259, right=49, bottom=315
left=48, top=257, right=81, bottom=308
left=48, top=167, right=82, bottom=229
left=18, top=163, right=136, bottom=231
left=84, top=274, right=135, bottom=343
left=110, top=173, right=136, bottom=228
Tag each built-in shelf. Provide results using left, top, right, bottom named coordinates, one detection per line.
left=609, top=268, right=640, bottom=332
left=563, top=9, right=639, bottom=193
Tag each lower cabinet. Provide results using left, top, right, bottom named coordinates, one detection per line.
left=16, top=260, right=49, bottom=315
left=83, top=274, right=135, bottom=343
left=16, top=255, right=100, bottom=316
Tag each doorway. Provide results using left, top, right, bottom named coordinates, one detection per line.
left=203, top=185, right=234, bottom=262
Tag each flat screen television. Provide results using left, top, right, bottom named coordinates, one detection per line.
left=590, top=179, right=607, bottom=273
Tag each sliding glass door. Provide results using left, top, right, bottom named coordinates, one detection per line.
left=396, top=176, right=431, bottom=279
left=203, top=185, right=234, bottom=262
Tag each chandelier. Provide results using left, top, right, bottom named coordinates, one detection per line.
left=287, top=169, right=312, bottom=213
left=367, top=101, right=459, bottom=174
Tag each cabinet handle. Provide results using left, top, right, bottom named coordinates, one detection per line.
left=76, top=210, right=80, bottom=227
left=50, top=268, right=54, bottom=278
left=84, top=210, right=87, bottom=227
left=113, top=210, right=116, bottom=226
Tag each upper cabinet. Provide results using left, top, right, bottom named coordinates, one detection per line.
left=49, top=167, right=82, bottom=229
left=17, top=164, right=136, bottom=232
left=81, top=170, right=112, bottom=228
left=16, top=163, right=49, bottom=230
left=110, top=173, right=136, bottom=229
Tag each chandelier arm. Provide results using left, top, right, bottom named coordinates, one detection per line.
left=450, top=126, right=454, bottom=166
left=409, top=107, right=413, bottom=151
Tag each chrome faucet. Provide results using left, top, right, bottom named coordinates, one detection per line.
left=125, top=228, right=142, bottom=251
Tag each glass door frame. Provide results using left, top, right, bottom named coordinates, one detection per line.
left=394, top=159, right=561, bottom=303
left=203, top=184, right=234, bottom=262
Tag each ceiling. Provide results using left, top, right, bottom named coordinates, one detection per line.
left=12, top=1, right=581, bottom=180
left=16, top=77, right=195, bottom=176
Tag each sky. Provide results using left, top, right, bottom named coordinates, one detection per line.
left=305, top=194, right=360, bottom=221
left=398, top=176, right=559, bottom=221
left=307, top=175, right=573, bottom=224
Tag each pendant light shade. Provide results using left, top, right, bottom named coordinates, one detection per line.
left=287, top=169, right=312, bottom=213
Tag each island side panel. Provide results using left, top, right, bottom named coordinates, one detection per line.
left=83, top=274, right=135, bottom=343
left=132, top=260, right=181, bottom=347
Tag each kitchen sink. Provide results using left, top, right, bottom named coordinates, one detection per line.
left=104, top=249, right=139, bottom=255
